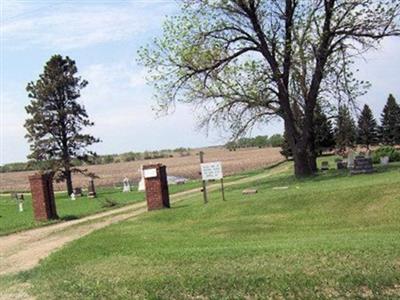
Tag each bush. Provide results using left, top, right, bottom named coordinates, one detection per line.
left=371, top=146, right=400, bottom=164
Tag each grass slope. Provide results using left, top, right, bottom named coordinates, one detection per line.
left=6, top=161, right=400, bottom=299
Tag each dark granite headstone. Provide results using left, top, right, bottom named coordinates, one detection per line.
left=350, top=156, right=374, bottom=175
left=74, top=187, right=83, bottom=197
left=87, top=179, right=96, bottom=198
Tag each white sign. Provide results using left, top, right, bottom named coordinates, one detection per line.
left=201, top=162, right=223, bottom=180
left=144, top=168, right=157, bottom=178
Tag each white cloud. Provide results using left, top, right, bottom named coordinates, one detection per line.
left=2, top=2, right=175, bottom=50
left=129, top=68, right=149, bottom=87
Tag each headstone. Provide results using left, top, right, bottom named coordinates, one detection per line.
left=347, top=149, right=355, bottom=169
left=74, top=187, right=83, bottom=197
left=28, top=173, right=58, bottom=221
left=17, top=194, right=24, bottom=212
left=321, top=161, right=329, bottom=171
left=242, top=188, right=257, bottom=195
left=138, top=165, right=145, bottom=192
left=336, top=160, right=347, bottom=170
left=87, top=179, right=97, bottom=198
left=351, top=155, right=374, bottom=175
left=70, top=192, right=76, bottom=201
left=143, top=164, right=170, bottom=211
left=123, top=177, right=131, bottom=192
left=380, top=156, right=389, bottom=165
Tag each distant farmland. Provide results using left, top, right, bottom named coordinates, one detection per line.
left=0, top=147, right=284, bottom=192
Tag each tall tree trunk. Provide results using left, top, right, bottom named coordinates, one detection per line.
left=293, top=148, right=314, bottom=177
left=283, top=119, right=315, bottom=177
left=307, top=131, right=318, bottom=172
left=65, top=169, right=73, bottom=196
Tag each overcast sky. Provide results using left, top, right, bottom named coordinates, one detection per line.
left=1, top=1, right=399, bottom=164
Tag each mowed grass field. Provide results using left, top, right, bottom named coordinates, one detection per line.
left=0, top=181, right=201, bottom=236
left=0, top=147, right=283, bottom=192
left=5, top=159, right=400, bottom=299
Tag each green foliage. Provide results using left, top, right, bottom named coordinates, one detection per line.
left=280, top=131, right=293, bottom=159
left=313, top=105, right=335, bottom=154
left=357, top=104, right=379, bottom=149
left=138, top=1, right=399, bottom=176
left=380, top=94, right=400, bottom=145
left=268, top=134, right=284, bottom=147
left=225, top=135, right=283, bottom=150
left=16, top=161, right=400, bottom=299
left=1, top=148, right=192, bottom=173
left=281, top=105, right=334, bottom=158
left=371, top=146, right=400, bottom=164
left=24, top=55, right=99, bottom=194
left=334, top=106, right=357, bottom=152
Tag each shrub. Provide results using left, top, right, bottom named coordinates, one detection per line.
left=371, top=146, right=400, bottom=163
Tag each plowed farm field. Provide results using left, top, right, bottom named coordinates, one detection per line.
left=0, top=147, right=283, bottom=192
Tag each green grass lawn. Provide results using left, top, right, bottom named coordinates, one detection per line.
left=0, top=163, right=281, bottom=236
left=0, top=179, right=207, bottom=236
left=5, top=160, right=400, bottom=299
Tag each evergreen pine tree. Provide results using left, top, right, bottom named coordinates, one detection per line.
left=24, top=55, right=100, bottom=195
left=357, top=104, right=379, bottom=149
left=280, top=131, right=293, bottom=159
left=380, top=94, right=400, bottom=145
left=314, top=104, right=335, bottom=155
left=335, top=106, right=357, bottom=153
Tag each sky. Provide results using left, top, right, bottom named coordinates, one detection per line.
left=1, top=0, right=399, bottom=164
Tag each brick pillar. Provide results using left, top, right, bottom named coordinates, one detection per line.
left=143, top=164, right=170, bottom=211
left=28, top=173, right=58, bottom=221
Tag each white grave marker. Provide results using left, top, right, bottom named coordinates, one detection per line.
left=18, top=201, right=24, bottom=212
left=123, top=177, right=131, bottom=192
left=138, top=165, right=145, bottom=192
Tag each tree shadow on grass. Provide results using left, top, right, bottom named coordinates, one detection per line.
left=61, top=215, right=79, bottom=221
left=170, top=204, right=190, bottom=210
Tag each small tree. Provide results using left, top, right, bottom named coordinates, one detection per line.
left=25, top=55, right=100, bottom=195
left=357, top=104, right=378, bottom=149
left=253, top=135, right=268, bottom=148
left=268, top=134, right=284, bottom=148
left=381, top=94, right=400, bottom=145
left=335, top=106, right=357, bottom=153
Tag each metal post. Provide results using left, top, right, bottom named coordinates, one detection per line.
left=220, top=178, right=226, bottom=201
left=199, top=151, right=208, bottom=204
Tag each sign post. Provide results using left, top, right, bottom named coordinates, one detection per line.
left=199, top=151, right=208, bottom=204
left=200, top=161, right=225, bottom=202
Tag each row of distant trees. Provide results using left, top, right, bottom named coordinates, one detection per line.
left=281, top=94, right=400, bottom=158
left=225, top=134, right=284, bottom=150
left=0, top=148, right=191, bottom=173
